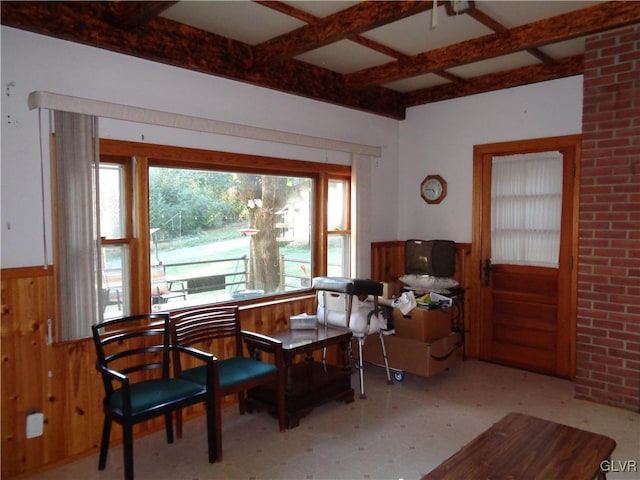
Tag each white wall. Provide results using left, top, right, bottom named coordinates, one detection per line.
left=1, top=27, right=400, bottom=270
left=1, top=26, right=585, bottom=272
left=397, top=76, right=584, bottom=243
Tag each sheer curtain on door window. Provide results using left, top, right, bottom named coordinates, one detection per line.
left=54, top=111, right=101, bottom=340
left=491, top=151, right=563, bottom=268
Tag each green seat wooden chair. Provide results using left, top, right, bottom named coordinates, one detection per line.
left=170, top=305, right=286, bottom=461
left=91, top=313, right=217, bottom=480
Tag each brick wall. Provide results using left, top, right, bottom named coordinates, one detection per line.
left=576, top=23, right=640, bottom=411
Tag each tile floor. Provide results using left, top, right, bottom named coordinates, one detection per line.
left=31, top=360, right=639, bottom=480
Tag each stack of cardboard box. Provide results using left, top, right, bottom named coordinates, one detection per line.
left=363, top=306, right=462, bottom=378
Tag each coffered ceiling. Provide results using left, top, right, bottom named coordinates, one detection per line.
left=2, top=1, right=639, bottom=119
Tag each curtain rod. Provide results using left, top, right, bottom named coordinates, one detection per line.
left=28, top=91, right=382, bottom=157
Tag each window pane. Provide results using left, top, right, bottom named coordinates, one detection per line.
left=491, top=151, right=563, bottom=267
left=99, top=164, right=125, bottom=239
left=149, top=167, right=313, bottom=308
left=328, top=179, right=347, bottom=231
left=328, top=234, right=350, bottom=277
left=101, top=245, right=129, bottom=319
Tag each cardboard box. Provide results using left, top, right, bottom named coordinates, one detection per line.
left=393, top=307, right=451, bottom=342
left=362, top=332, right=462, bottom=378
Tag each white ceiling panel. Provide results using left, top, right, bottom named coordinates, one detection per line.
left=383, top=73, right=451, bottom=93
left=361, top=6, right=495, bottom=56
left=296, top=40, right=395, bottom=74
left=477, top=1, right=605, bottom=28
left=537, top=37, right=588, bottom=59
left=447, top=51, right=540, bottom=79
left=285, top=1, right=360, bottom=19
left=162, top=1, right=306, bottom=45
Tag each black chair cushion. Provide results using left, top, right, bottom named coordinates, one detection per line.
left=180, top=357, right=277, bottom=389
left=109, top=378, right=206, bottom=414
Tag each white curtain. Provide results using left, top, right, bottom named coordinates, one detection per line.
left=54, top=112, right=101, bottom=340
left=352, top=153, right=372, bottom=279
left=491, top=151, right=563, bottom=268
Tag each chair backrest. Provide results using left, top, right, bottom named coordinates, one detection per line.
left=169, top=306, right=242, bottom=370
left=92, top=313, right=172, bottom=396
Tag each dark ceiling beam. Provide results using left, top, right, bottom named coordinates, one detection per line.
left=0, top=2, right=254, bottom=72
left=346, top=1, right=640, bottom=87
left=104, top=1, right=177, bottom=30
left=253, top=1, right=434, bottom=63
left=434, top=70, right=467, bottom=84
left=524, top=48, right=557, bottom=66
left=0, top=1, right=405, bottom=119
left=248, top=58, right=405, bottom=119
left=255, top=0, right=411, bottom=61
left=465, top=6, right=509, bottom=35
left=403, top=54, right=584, bottom=107
left=466, top=5, right=557, bottom=66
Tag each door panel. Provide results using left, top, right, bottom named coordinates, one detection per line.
left=472, top=135, right=580, bottom=379
left=490, top=342, right=557, bottom=374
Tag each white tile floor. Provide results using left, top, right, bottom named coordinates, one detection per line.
left=31, top=360, right=639, bottom=480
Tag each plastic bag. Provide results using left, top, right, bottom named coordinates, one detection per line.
left=392, top=291, right=417, bottom=315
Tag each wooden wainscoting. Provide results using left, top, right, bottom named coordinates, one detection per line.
left=371, top=241, right=473, bottom=357
left=2, top=241, right=469, bottom=478
left=0, top=266, right=316, bottom=479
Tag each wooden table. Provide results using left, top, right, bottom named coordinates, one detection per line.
left=245, top=327, right=354, bottom=429
left=422, top=412, right=616, bottom=480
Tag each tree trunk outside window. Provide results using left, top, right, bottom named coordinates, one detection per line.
left=240, top=175, right=287, bottom=293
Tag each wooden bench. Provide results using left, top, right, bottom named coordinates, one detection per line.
left=151, top=265, right=186, bottom=305
left=102, top=268, right=123, bottom=310
left=103, top=266, right=187, bottom=309
left=422, top=412, right=616, bottom=480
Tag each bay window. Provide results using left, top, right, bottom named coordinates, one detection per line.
left=95, top=139, right=351, bottom=323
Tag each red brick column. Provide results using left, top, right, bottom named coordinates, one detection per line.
left=576, top=23, right=640, bottom=411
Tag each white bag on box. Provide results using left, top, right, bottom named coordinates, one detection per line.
left=392, top=291, right=417, bottom=315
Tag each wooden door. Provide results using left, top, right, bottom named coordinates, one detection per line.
left=471, top=135, right=580, bottom=379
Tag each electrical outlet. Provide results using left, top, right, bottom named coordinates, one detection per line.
left=26, top=410, right=44, bottom=439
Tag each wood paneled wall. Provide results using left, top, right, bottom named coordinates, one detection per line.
left=371, top=241, right=473, bottom=356
left=0, top=265, right=315, bottom=479
left=1, top=242, right=470, bottom=478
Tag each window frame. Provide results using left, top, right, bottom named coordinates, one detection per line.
left=327, top=175, right=352, bottom=277
left=98, top=138, right=351, bottom=315
left=99, top=156, right=135, bottom=317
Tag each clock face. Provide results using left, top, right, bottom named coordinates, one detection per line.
left=420, top=175, right=447, bottom=204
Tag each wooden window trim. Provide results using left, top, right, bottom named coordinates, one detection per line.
left=99, top=138, right=351, bottom=314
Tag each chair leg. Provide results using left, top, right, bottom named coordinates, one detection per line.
left=237, top=392, right=246, bottom=415
left=98, top=416, right=111, bottom=470
left=214, top=392, right=223, bottom=461
left=276, top=369, right=286, bottom=431
left=165, top=412, right=174, bottom=444
left=123, top=423, right=134, bottom=480
left=175, top=408, right=184, bottom=440
left=206, top=395, right=217, bottom=464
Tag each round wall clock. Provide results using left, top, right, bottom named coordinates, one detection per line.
left=420, top=175, right=447, bottom=204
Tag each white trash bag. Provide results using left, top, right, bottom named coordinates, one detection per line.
left=391, top=291, right=417, bottom=315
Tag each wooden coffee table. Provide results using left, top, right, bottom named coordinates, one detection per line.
left=422, top=412, right=616, bottom=480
